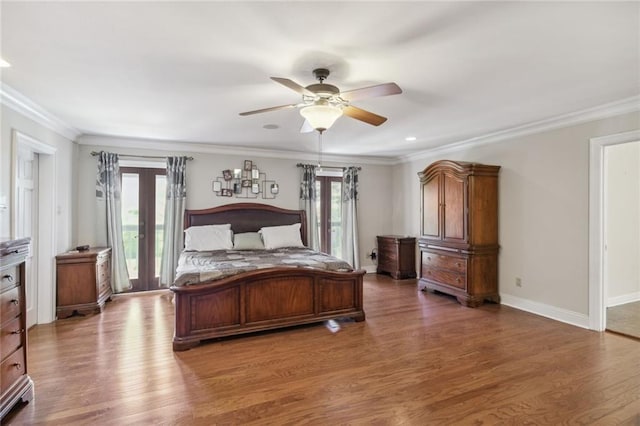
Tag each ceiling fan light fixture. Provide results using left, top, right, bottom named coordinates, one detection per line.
left=300, top=103, right=343, bottom=132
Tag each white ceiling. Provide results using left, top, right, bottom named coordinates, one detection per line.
left=1, top=1, right=639, bottom=159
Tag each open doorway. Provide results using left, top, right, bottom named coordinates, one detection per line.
left=603, top=141, right=640, bottom=339
left=589, top=129, right=640, bottom=334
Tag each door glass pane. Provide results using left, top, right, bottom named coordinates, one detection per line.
left=330, top=181, right=342, bottom=258
left=155, top=175, right=167, bottom=278
left=121, top=173, right=139, bottom=279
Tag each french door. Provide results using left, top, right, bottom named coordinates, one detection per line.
left=315, top=175, right=342, bottom=257
left=120, top=167, right=166, bottom=292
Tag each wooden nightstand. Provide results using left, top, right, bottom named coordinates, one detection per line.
left=376, top=235, right=417, bottom=280
left=56, top=247, right=112, bottom=319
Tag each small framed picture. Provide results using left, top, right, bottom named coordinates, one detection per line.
left=242, top=179, right=251, bottom=188
left=221, top=188, right=232, bottom=197
left=270, top=183, right=279, bottom=194
left=251, top=168, right=260, bottom=180
left=251, top=183, right=260, bottom=194
left=233, top=183, right=242, bottom=194
left=244, top=160, right=253, bottom=171
left=222, top=169, right=232, bottom=181
left=212, top=181, right=222, bottom=192
left=233, top=168, right=242, bottom=179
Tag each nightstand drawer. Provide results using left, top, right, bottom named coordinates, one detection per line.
left=0, top=347, right=25, bottom=395
left=0, top=286, right=21, bottom=324
left=0, top=316, right=23, bottom=360
left=0, top=266, right=19, bottom=292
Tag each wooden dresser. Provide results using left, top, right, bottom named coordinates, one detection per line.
left=0, top=237, right=33, bottom=420
left=418, top=160, right=500, bottom=307
left=56, top=247, right=112, bottom=319
left=376, top=235, right=416, bottom=279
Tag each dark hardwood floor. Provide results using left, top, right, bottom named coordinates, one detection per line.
left=607, top=301, right=640, bottom=340
left=4, top=274, right=640, bottom=425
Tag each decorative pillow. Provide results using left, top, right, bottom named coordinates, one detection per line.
left=259, top=223, right=304, bottom=249
left=233, top=232, right=265, bottom=250
left=184, top=224, right=233, bottom=251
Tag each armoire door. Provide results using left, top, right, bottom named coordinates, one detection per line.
left=442, top=172, right=467, bottom=242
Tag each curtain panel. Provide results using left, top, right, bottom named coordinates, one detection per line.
left=341, top=166, right=360, bottom=269
left=159, top=156, right=188, bottom=287
left=299, top=164, right=320, bottom=251
left=96, top=151, right=131, bottom=293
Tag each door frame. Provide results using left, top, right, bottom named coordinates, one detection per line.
left=11, top=130, right=57, bottom=324
left=589, top=129, right=640, bottom=331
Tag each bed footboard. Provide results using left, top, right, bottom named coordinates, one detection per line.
left=170, top=268, right=365, bottom=351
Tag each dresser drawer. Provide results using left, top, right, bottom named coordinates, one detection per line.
left=97, top=258, right=110, bottom=281
left=421, top=266, right=466, bottom=290
left=0, top=266, right=19, bottom=292
left=0, top=316, right=23, bottom=360
left=0, top=286, right=20, bottom=324
left=0, top=347, right=25, bottom=395
left=422, top=252, right=466, bottom=273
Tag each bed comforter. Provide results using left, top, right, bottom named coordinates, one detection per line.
left=173, top=247, right=354, bottom=287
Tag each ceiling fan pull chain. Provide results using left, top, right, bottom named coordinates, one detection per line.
left=318, top=131, right=323, bottom=168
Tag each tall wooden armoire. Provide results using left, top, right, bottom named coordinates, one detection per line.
left=418, top=160, right=500, bottom=307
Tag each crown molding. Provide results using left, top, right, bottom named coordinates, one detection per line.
left=0, top=82, right=81, bottom=141
left=77, top=134, right=395, bottom=166
left=394, top=95, right=640, bottom=164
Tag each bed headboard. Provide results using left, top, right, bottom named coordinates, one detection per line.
left=184, top=203, right=308, bottom=246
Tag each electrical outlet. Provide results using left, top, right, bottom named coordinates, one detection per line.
left=515, top=277, right=522, bottom=287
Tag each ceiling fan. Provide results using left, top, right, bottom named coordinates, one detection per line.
left=239, top=68, right=402, bottom=133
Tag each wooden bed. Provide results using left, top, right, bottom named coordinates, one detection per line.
left=170, top=203, right=365, bottom=351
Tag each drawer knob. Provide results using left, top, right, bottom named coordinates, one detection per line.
left=427, top=271, right=432, bottom=275
left=13, top=362, right=21, bottom=370
left=427, top=256, right=431, bottom=261
left=2, top=274, right=14, bottom=282
left=11, top=329, right=24, bottom=335
left=456, top=278, right=461, bottom=283
left=456, top=263, right=461, bottom=267
left=11, top=299, right=19, bottom=306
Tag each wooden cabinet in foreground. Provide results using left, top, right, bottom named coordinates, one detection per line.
left=0, top=237, right=33, bottom=420
left=56, top=247, right=112, bottom=318
left=418, top=160, right=500, bottom=307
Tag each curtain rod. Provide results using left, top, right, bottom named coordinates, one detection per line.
left=296, top=163, right=361, bottom=171
left=91, top=151, right=194, bottom=161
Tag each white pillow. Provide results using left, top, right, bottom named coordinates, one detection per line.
left=184, top=224, right=233, bottom=251
left=233, top=232, right=265, bottom=250
left=259, top=223, right=304, bottom=249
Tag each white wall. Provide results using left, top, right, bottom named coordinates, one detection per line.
left=0, top=105, right=77, bottom=251
left=74, top=141, right=393, bottom=270
left=394, top=111, right=640, bottom=320
left=605, top=141, right=640, bottom=306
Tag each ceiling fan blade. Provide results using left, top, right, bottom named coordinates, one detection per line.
left=340, top=82, right=402, bottom=102
left=342, top=105, right=388, bottom=126
left=239, top=104, right=297, bottom=116
left=271, top=77, right=316, bottom=97
left=300, top=119, right=314, bottom=133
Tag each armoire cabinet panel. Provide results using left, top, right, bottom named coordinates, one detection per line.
left=442, top=172, right=466, bottom=242
left=418, top=160, right=500, bottom=307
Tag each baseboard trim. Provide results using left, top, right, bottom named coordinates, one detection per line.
left=608, top=291, right=640, bottom=308
left=500, top=293, right=590, bottom=330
